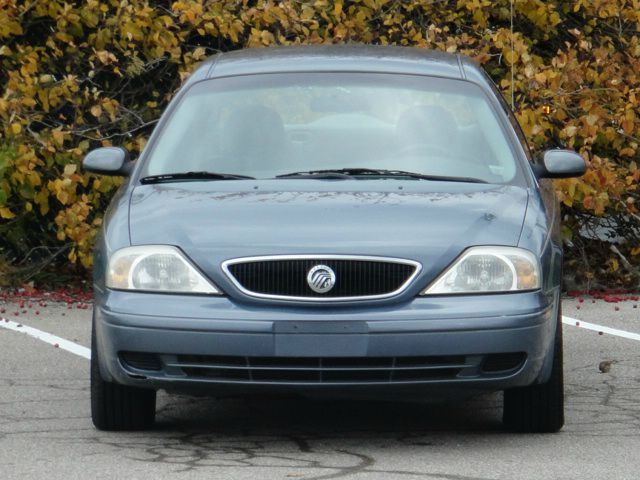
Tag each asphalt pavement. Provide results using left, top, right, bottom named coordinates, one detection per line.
left=0, top=296, right=638, bottom=479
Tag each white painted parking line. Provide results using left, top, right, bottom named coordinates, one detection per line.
left=562, top=315, right=640, bottom=342
left=0, top=318, right=91, bottom=359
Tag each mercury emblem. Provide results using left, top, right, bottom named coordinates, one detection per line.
left=306, top=264, right=336, bottom=293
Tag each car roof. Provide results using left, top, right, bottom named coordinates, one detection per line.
left=192, top=45, right=476, bottom=82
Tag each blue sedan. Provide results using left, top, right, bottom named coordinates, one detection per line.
left=84, top=45, right=585, bottom=432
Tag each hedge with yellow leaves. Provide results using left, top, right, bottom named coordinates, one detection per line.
left=1, top=0, right=640, bottom=286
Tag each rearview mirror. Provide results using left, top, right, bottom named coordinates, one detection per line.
left=534, top=150, right=586, bottom=179
left=82, top=147, right=133, bottom=176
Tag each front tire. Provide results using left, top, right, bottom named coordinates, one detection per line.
left=503, top=310, right=564, bottom=433
left=90, top=323, right=156, bottom=431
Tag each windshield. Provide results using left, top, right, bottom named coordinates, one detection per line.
left=143, top=73, right=521, bottom=183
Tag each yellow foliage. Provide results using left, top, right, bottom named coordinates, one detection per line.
left=0, top=0, right=639, bottom=276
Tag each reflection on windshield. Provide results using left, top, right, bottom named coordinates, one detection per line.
left=144, top=73, right=518, bottom=184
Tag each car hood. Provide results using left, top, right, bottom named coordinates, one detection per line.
left=128, top=181, right=529, bottom=294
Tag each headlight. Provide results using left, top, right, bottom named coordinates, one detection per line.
left=106, top=245, right=221, bottom=294
left=421, top=246, right=540, bottom=295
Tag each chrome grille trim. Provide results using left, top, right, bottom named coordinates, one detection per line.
left=221, top=254, right=422, bottom=301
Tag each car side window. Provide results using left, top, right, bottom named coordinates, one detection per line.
left=481, top=71, right=534, bottom=164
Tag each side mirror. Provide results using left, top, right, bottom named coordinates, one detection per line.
left=534, top=149, right=586, bottom=179
left=82, top=147, right=133, bottom=176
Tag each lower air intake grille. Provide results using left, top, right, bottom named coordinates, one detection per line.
left=119, top=351, right=162, bottom=371
left=481, top=352, right=526, bottom=373
left=173, top=354, right=468, bottom=384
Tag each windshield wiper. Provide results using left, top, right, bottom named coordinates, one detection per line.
left=276, top=171, right=354, bottom=179
left=276, top=168, right=488, bottom=184
left=140, top=171, right=254, bottom=184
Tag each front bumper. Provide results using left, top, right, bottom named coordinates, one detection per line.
left=94, top=289, right=558, bottom=396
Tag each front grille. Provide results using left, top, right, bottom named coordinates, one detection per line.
left=223, top=256, right=419, bottom=300
left=172, top=354, right=467, bottom=384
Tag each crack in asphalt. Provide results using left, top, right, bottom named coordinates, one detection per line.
left=76, top=432, right=495, bottom=480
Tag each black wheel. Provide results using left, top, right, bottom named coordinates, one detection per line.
left=503, top=309, right=564, bottom=433
left=91, top=322, right=156, bottom=431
